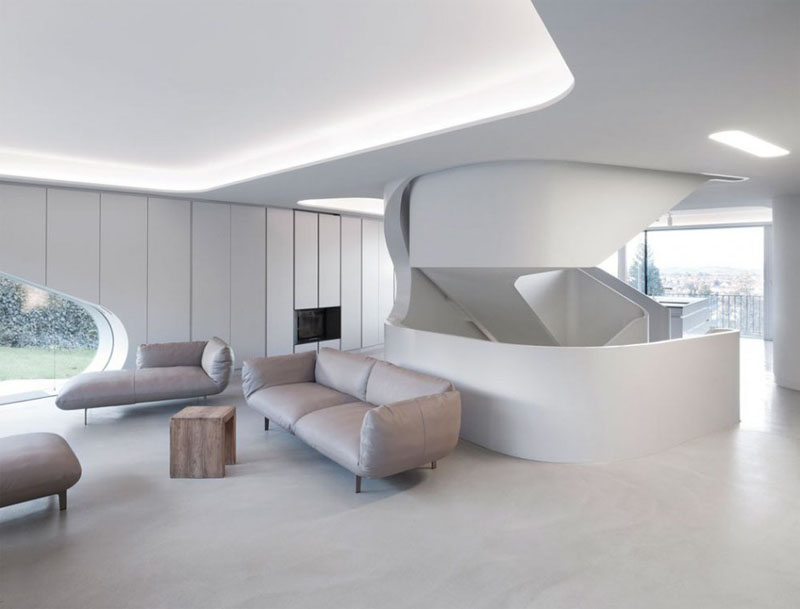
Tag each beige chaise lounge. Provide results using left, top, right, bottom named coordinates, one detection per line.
left=56, top=337, right=233, bottom=423
left=242, top=348, right=461, bottom=492
left=0, top=433, right=82, bottom=511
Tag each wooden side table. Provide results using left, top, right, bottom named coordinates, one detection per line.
left=170, top=406, right=236, bottom=478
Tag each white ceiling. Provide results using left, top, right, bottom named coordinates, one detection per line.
left=2, top=0, right=798, bottom=208
left=0, top=0, right=571, bottom=191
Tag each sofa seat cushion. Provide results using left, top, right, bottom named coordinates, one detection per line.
left=247, top=382, right=354, bottom=433
left=294, top=402, right=372, bottom=475
left=314, top=348, right=376, bottom=401
left=0, top=433, right=82, bottom=508
left=133, top=367, right=220, bottom=403
left=366, top=361, right=454, bottom=406
left=56, top=370, right=136, bottom=410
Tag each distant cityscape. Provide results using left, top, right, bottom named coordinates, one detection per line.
left=658, top=267, right=764, bottom=297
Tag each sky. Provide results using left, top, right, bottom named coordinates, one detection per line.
left=646, top=227, right=764, bottom=271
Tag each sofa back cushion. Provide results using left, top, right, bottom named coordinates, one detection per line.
left=365, top=361, right=454, bottom=406
left=201, top=337, right=233, bottom=387
left=137, top=340, right=207, bottom=369
left=315, top=348, right=376, bottom=401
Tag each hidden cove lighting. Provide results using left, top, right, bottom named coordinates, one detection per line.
left=297, top=198, right=384, bottom=216
left=709, top=131, right=790, bottom=158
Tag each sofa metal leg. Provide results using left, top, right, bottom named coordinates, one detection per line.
left=355, top=475, right=362, bottom=494
left=58, top=490, right=67, bottom=511
left=264, top=417, right=270, bottom=431
left=431, top=461, right=437, bottom=470
left=84, top=409, right=87, bottom=426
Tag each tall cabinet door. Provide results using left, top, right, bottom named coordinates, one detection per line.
left=378, top=228, right=394, bottom=344
left=318, top=214, right=341, bottom=308
left=47, top=189, right=100, bottom=303
left=340, top=217, right=362, bottom=350
left=361, top=219, right=382, bottom=347
left=267, top=208, right=294, bottom=356
left=294, top=211, right=318, bottom=310
left=148, top=198, right=191, bottom=343
left=231, top=205, right=266, bottom=363
left=191, top=202, right=231, bottom=342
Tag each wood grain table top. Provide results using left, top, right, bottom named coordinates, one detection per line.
left=171, top=406, right=235, bottom=421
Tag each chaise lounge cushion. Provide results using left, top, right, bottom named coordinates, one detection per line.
left=137, top=340, right=206, bottom=368
left=56, top=370, right=136, bottom=410
left=133, top=367, right=220, bottom=403
left=365, top=361, right=454, bottom=406
left=314, top=349, right=376, bottom=402
left=0, top=433, right=82, bottom=508
left=294, top=403, right=372, bottom=474
left=247, top=382, right=354, bottom=433
left=56, top=338, right=233, bottom=412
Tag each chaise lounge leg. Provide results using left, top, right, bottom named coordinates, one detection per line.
left=58, top=490, right=67, bottom=511
left=264, top=417, right=270, bottom=431
left=355, top=475, right=362, bottom=494
left=431, top=461, right=437, bottom=470
left=84, top=409, right=87, bottom=426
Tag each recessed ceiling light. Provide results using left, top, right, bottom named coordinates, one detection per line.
left=709, top=131, right=790, bottom=158
left=297, top=198, right=383, bottom=216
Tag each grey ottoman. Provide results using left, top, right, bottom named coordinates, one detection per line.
left=0, top=433, right=82, bottom=511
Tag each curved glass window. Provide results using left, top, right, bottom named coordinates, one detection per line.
left=0, top=274, right=118, bottom=403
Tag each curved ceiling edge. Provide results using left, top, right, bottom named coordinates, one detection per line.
left=0, top=4, right=574, bottom=195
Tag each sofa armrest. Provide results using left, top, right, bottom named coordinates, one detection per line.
left=358, top=390, right=461, bottom=478
left=241, top=351, right=317, bottom=399
left=136, top=341, right=207, bottom=369
left=201, top=337, right=233, bottom=389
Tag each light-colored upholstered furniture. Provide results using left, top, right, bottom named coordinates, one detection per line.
left=242, top=348, right=461, bottom=492
left=56, top=337, right=233, bottom=423
left=0, top=433, right=82, bottom=511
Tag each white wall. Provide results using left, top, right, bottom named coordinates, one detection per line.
left=773, top=196, right=800, bottom=391
left=0, top=182, right=392, bottom=368
left=386, top=323, right=740, bottom=463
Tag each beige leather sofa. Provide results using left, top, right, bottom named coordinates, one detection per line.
left=242, top=348, right=461, bottom=492
left=56, top=337, right=233, bottom=423
left=0, top=433, right=82, bottom=511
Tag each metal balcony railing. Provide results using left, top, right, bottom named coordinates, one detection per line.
left=670, top=293, right=764, bottom=337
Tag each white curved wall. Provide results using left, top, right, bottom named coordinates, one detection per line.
left=384, top=160, right=739, bottom=463
left=409, top=161, right=707, bottom=268
left=773, top=196, right=800, bottom=391
left=386, top=324, right=740, bottom=462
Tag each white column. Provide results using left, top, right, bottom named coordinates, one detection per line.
left=773, top=196, right=800, bottom=391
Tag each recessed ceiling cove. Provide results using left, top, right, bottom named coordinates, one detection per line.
left=0, top=0, right=573, bottom=193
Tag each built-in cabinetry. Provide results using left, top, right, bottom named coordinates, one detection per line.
left=294, top=211, right=319, bottom=310
left=0, top=183, right=393, bottom=367
left=267, top=208, right=294, bottom=356
left=361, top=219, right=382, bottom=347
left=318, top=214, right=341, bottom=308
left=340, top=217, right=362, bottom=350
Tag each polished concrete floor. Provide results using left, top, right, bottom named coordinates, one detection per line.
left=1, top=340, right=798, bottom=609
